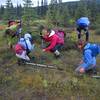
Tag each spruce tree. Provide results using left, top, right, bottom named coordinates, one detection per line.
left=16, top=4, right=22, bottom=19
left=46, top=0, right=59, bottom=26
left=23, top=0, right=37, bottom=29
left=4, top=0, right=13, bottom=19
left=75, top=0, right=91, bottom=20
left=37, top=0, right=40, bottom=16
left=43, top=0, right=48, bottom=16
left=0, top=5, right=5, bottom=19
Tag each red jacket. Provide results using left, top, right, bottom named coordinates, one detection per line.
left=43, top=31, right=64, bottom=51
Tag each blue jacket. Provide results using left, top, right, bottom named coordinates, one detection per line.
left=18, top=38, right=34, bottom=52
left=83, top=43, right=100, bottom=67
left=77, top=17, right=90, bottom=27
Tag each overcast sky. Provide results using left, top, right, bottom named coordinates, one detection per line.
left=0, top=0, right=79, bottom=7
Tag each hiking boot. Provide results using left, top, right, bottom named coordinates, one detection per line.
left=17, top=59, right=26, bottom=65
left=86, top=68, right=97, bottom=75
left=54, top=50, right=60, bottom=58
left=31, top=56, right=35, bottom=61
left=93, top=69, right=97, bottom=75
left=55, top=54, right=61, bottom=58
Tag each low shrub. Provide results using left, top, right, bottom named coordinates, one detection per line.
left=90, top=24, right=100, bottom=30
left=94, top=29, right=100, bottom=35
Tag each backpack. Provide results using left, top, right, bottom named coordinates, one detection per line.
left=83, top=44, right=99, bottom=57
left=15, top=44, right=25, bottom=54
left=18, top=37, right=30, bottom=53
left=55, top=30, right=65, bottom=39
left=77, top=17, right=90, bottom=27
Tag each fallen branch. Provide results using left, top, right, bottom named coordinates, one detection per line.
left=92, top=75, right=100, bottom=79
left=25, top=62, right=64, bottom=71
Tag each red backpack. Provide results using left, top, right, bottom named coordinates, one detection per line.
left=15, top=44, right=25, bottom=54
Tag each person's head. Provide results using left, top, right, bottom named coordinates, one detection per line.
left=77, top=40, right=86, bottom=51
left=42, top=27, right=51, bottom=36
left=46, top=28, right=51, bottom=35
left=39, top=25, right=52, bottom=36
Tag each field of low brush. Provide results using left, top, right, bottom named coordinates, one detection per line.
left=0, top=21, right=100, bottom=100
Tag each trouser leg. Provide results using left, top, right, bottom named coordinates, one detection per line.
left=77, top=27, right=81, bottom=40
left=84, top=27, right=89, bottom=41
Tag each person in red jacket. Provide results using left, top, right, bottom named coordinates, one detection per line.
left=42, top=28, right=64, bottom=57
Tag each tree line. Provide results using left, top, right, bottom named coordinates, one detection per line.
left=0, top=0, right=100, bottom=27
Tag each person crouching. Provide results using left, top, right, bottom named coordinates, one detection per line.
left=14, top=33, right=34, bottom=63
left=42, top=28, right=64, bottom=57
left=75, top=40, right=100, bottom=75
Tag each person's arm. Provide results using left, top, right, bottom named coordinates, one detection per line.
left=83, top=50, right=93, bottom=67
left=44, top=37, right=57, bottom=51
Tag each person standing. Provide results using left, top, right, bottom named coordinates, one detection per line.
left=76, top=17, right=90, bottom=42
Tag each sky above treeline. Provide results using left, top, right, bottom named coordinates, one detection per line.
left=0, top=0, right=79, bottom=7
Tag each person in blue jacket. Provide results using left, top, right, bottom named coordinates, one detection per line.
left=75, top=40, right=100, bottom=74
left=76, top=17, right=90, bottom=42
left=14, top=32, right=35, bottom=62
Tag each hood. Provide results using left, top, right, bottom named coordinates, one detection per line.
left=49, top=30, right=55, bottom=37
left=84, top=43, right=91, bottom=49
left=19, top=38, right=24, bottom=42
left=24, top=33, right=32, bottom=39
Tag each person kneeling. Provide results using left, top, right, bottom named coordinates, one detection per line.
left=42, top=28, right=64, bottom=57
left=75, top=40, right=100, bottom=75
left=14, top=33, right=34, bottom=64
